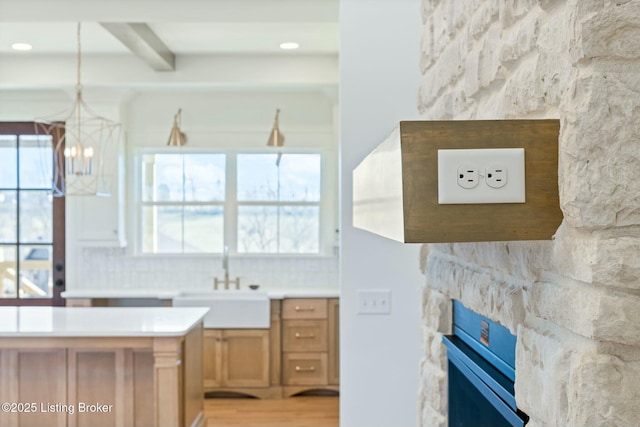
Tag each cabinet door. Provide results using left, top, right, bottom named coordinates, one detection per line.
left=0, top=349, right=67, bottom=427
left=328, top=298, right=340, bottom=385
left=282, top=298, right=328, bottom=320
left=222, top=330, right=270, bottom=388
left=282, top=352, right=328, bottom=386
left=203, top=330, right=223, bottom=390
left=70, top=130, right=126, bottom=247
left=282, top=320, right=328, bottom=352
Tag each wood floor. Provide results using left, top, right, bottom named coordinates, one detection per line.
left=205, top=396, right=339, bottom=427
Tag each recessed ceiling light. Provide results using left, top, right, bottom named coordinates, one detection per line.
left=279, top=42, right=300, bottom=50
left=11, top=42, right=32, bottom=51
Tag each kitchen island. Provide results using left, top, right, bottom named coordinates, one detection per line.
left=0, top=306, right=208, bottom=427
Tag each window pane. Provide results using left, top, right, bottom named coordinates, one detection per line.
left=238, top=154, right=321, bottom=202
left=279, top=206, right=320, bottom=253
left=0, top=246, right=17, bottom=298
left=0, top=191, right=17, bottom=243
left=238, top=205, right=320, bottom=254
left=0, top=136, right=17, bottom=188
left=19, top=135, right=53, bottom=189
left=19, top=245, right=52, bottom=298
left=183, top=154, right=225, bottom=201
left=142, top=205, right=223, bottom=253
left=279, top=154, right=321, bottom=201
left=183, top=206, right=224, bottom=253
left=19, top=191, right=53, bottom=243
left=238, top=206, right=278, bottom=253
left=142, top=205, right=182, bottom=253
left=142, top=154, right=225, bottom=202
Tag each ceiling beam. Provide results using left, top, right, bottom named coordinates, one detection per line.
left=100, top=23, right=175, bottom=71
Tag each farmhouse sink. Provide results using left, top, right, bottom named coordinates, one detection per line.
left=171, top=290, right=270, bottom=328
left=178, top=290, right=261, bottom=298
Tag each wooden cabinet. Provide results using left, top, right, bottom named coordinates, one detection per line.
left=282, top=320, right=328, bottom=352
left=283, top=353, right=328, bottom=386
left=281, top=298, right=339, bottom=397
left=328, top=298, right=339, bottom=385
left=282, top=298, right=327, bottom=320
left=202, top=329, right=275, bottom=398
left=0, top=326, right=204, bottom=427
left=201, top=300, right=283, bottom=399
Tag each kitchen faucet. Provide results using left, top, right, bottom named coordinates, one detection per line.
left=214, top=246, right=240, bottom=290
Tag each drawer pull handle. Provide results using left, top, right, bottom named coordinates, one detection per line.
left=295, top=333, right=316, bottom=339
left=294, top=306, right=315, bottom=312
left=295, top=366, right=316, bottom=372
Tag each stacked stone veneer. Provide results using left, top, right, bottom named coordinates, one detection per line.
left=418, top=1, right=640, bottom=426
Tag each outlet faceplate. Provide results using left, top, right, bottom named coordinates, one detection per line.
left=357, top=289, right=391, bottom=315
left=438, top=148, right=526, bottom=204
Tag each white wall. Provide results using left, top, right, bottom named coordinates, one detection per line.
left=66, top=88, right=341, bottom=291
left=0, top=87, right=341, bottom=292
left=340, top=1, right=422, bottom=426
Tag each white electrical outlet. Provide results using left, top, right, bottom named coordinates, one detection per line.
left=437, top=148, right=525, bottom=204
left=457, top=165, right=480, bottom=189
left=357, top=289, right=391, bottom=315
left=485, top=165, right=507, bottom=189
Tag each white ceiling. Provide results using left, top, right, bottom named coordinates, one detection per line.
left=0, top=0, right=339, bottom=89
left=0, top=22, right=338, bottom=55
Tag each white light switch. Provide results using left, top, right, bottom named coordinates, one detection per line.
left=357, top=289, right=391, bottom=315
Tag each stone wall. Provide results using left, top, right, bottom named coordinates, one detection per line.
left=418, top=1, right=640, bottom=426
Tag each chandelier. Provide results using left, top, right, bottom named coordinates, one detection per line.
left=35, top=22, right=121, bottom=197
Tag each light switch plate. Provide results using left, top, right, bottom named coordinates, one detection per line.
left=357, top=289, right=391, bottom=315
left=437, top=148, right=526, bottom=204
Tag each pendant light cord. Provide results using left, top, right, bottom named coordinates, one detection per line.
left=76, top=22, right=82, bottom=93
left=75, top=22, right=82, bottom=150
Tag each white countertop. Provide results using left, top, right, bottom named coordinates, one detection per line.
left=61, top=288, right=340, bottom=300
left=266, top=289, right=340, bottom=299
left=0, top=307, right=209, bottom=337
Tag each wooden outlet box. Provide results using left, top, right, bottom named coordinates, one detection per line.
left=352, top=120, right=563, bottom=243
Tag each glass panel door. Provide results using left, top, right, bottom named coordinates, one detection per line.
left=0, top=123, right=64, bottom=306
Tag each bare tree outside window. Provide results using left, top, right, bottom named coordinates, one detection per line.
left=237, top=153, right=320, bottom=254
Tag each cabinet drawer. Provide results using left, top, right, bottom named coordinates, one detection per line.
left=282, top=299, right=328, bottom=320
left=282, top=353, right=328, bottom=385
left=282, top=320, right=328, bottom=352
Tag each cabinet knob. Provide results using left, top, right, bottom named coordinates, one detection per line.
left=55, top=264, right=64, bottom=272
left=295, top=366, right=316, bottom=372
left=294, top=306, right=315, bottom=312
left=55, top=279, right=64, bottom=287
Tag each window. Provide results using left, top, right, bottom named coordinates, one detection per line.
left=141, top=154, right=226, bottom=253
left=138, top=151, right=325, bottom=255
left=0, top=122, right=65, bottom=306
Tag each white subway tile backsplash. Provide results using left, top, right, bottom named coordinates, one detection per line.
left=75, top=248, right=339, bottom=292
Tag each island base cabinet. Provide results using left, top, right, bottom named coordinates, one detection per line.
left=0, top=349, right=67, bottom=427
left=0, top=328, right=204, bottom=427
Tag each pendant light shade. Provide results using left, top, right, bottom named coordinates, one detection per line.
left=35, top=22, right=121, bottom=197
left=167, top=108, right=187, bottom=147
left=266, top=109, right=284, bottom=148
